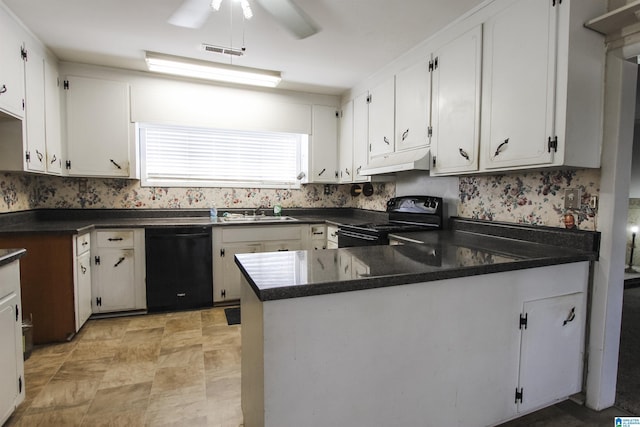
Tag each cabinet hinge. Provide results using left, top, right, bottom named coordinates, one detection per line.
left=21, top=47, right=27, bottom=61
left=25, top=151, right=30, bottom=162
left=63, top=80, right=70, bottom=90
left=18, top=376, right=22, bottom=394
left=427, top=126, right=433, bottom=138
left=335, top=110, right=340, bottom=118
left=428, top=58, right=439, bottom=72
left=220, top=248, right=225, bottom=257
left=432, top=156, right=436, bottom=168
left=96, top=297, right=102, bottom=306
left=369, top=143, right=372, bottom=152
left=65, top=160, right=71, bottom=170
left=15, top=304, right=19, bottom=322
left=515, top=388, right=524, bottom=404
left=551, top=0, right=562, bottom=6
left=94, top=256, right=101, bottom=265
left=548, top=136, right=558, bottom=153
left=221, top=289, right=226, bottom=298
left=519, top=313, right=528, bottom=330
left=366, top=95, right=372, bottom=104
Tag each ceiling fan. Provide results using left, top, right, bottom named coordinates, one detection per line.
left=168, top=0, right=319, bottom=39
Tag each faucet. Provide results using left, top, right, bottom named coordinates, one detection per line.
left=253, top=206, right=266, bottom=216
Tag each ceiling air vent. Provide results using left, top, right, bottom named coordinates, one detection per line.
left=201, top=43, right=245, bottom=57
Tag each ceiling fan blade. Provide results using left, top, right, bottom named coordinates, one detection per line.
left=255, top=0, right=319, bottom=39
left=168, top=0, right=212, bottom=29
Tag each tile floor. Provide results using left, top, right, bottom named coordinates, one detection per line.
left=4, top=306, right=634, bottom=427
left=4, top=308, right=242, bottom=427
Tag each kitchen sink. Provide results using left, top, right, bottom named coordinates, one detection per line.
left=219, top=215, right=298, bottom=223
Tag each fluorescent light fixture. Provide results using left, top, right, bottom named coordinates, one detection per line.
left=211, top=0, right=222, bottom=10
left=240, top=0, right=253, bottom=19
left=145, top=51, right=281, bottom=88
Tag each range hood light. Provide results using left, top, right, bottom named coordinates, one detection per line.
left=144, top=51, right=281, bottom=88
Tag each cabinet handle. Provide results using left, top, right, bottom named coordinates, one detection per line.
left=50, top=154, right=57, bottom=164
left=402, top=129, right=409, bottom=141
left=383, top=136, right=390, bottom=145
left=81, top=265, right=87, bottom=274
left=114, top=257, right=126, bottom=267
left=459, top=148, right=470, bottom=160
left=110, top=159, right=122, bottom=169
left=108, top=237, right=124, bottom=241
left=356, top=166, right=362, bottom=175
left=494, top=138, right=509, bottom=157
left=318, top=168, right=326, bottom=176
left=82, top=241, right=88, bottom=246
left=0, top=85, right=6, bottom=94
left=177, top=293, right=186, bottom=297
left=36, top=150, right=44, bottom=162
left=345, top=168, right=351, bottom=176
left=277, top=249, right=289, bottom=251
left=312, top=232, right=324, bottom=235
left=563, top=307, right=576, bottom=326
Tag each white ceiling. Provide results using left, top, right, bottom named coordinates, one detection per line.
left=2, top=0, right=486, bottom=95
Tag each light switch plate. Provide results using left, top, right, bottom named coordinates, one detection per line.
left=564, top=189, right=581, bottom=210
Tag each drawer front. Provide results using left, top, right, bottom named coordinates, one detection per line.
left=310, top=225, right=326, bottom=240
left=76, top=233, right=91, bottom=255
left=221, top=226, right=302, bottom=243
left=327, top=225, right=339, bottom=244
left=96, top=230, right=134, bottom=248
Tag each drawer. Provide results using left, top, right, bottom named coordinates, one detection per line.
left=221, top=225, right=302, bottom=243
left=96, top=230, right=134, bottom=248
left=310, top=225, right=326, bottom=240
left=327, top=225, right=339, bottom=244
left=76, top=233, right=91, bottom=255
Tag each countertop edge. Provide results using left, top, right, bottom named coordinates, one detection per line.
left=0, top=248, right=27, bottom=267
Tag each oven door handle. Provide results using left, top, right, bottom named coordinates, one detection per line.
left=336, top=229, right=379, bottom=241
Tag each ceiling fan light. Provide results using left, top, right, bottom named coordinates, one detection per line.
left=211, top=0, right=223, bottom=11
left=145, top=51, right=281, bottom=88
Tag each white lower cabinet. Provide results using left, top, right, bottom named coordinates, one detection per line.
left=213, top=225, right=307, bottom=303
left=326, top=225, right=338, bottom=249
left=0, top=260, right=24, bottom=427
left=74, top=232, right=92, bottom=330
left=309, top=224, right=327, bottom=250
left=92, top=229, right=145, bottom=313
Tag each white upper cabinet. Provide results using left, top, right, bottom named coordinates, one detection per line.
left=352, top=92, right=370, bottom=182
left=309, top=104, right=339, bottom=183
left=431, top=25, right=482, bottom=175
left=0, top=10, right=25, bottom=119
left=65, top=75, right=134, bottom=177
left=480, top=0, right=604, bottom=171
left=44, top=60, right=62, bottom=174
left=395, top=59, right=431, bottom=152
left=338, top=100, right=354, bottom=183
left=24, top=46, right=47, bottom=173
left=367, top=77, right=395, bottom=158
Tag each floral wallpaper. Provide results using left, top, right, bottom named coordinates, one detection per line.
left=458, top=169, right=601, bottom=231
left=0, top=168, right=604, bottom=233
left=0, top=173, right=394, bottom=213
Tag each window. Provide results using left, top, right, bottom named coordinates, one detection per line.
left=139, top=123, right=306, bottom=188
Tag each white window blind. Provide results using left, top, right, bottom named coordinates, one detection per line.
left=139, top=123, right=304, bottom=188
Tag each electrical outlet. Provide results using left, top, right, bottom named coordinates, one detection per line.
left=324, top=184, right=331, bottom=195
left=590, top=196, right=598, bottom=210
left=564, top=189, right=581, bottom=210
left=78, top=180, right=87, bottom=193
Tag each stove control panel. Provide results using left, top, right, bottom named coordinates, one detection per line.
left=386, top=196, right=443, bottom=215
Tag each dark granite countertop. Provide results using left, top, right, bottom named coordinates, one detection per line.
left=0, top=248, right=27, bottom=267
left=236, top=225, right=598, bottom=302
left=0, top=208, right=386, bottom=235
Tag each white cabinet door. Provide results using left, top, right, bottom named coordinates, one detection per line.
left=24, top=47, right=46, bottom=173
left=517, top=292, right=585, bottom=413
left=0, top=17, right=25, bottom=119
left=395, top=59, right=431, bottom=152
left=93, top=249, right=135, bottom=312
left=76, top=251, right=92, bottom=330
left=310, top=105, right=339, bottom=183
left=0, top=291, right=22, bottom=426
left=431, top=26, right=482, bottom=175
left=338, top=100, right=354, bottom=183
left=44, top=60, right=62, bottom=175
left=480, top=0, right=556, bottom=169
left=368, top=77, right=395, bottom=158
left=65, top=75, right=132, bottom=177
left=352, top=92, right=370, bottom=182
left=218, top=243, right=262, bottom=302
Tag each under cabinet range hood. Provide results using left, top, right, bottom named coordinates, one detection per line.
left=359, top=147, right=431, bottom=175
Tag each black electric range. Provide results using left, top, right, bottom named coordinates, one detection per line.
left=336, top=195, right=444, bottom=247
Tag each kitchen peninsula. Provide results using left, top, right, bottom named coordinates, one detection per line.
left=237, top=219, right=599, bottom=427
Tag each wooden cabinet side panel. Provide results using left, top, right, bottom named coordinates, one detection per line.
left=0, top=235, right=74, bottom=343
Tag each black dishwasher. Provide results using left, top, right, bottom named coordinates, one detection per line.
left=145, top=227, right=213, bottom=312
